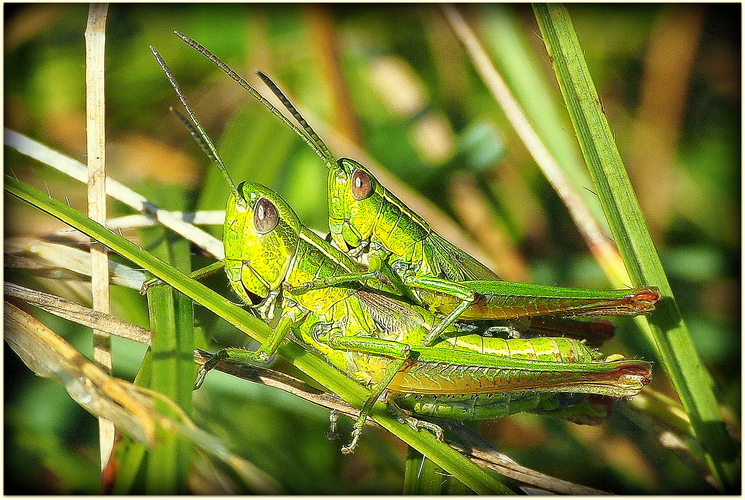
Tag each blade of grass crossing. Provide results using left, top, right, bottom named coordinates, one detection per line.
left=144, top=285, right=193, bottom=493
left=139, top=196, right=196, bottom=493
left=404, top=449, right=475, bottom=494
left=109, top=350, right=153, bottom=493
left=532, top=4, right=738, bottom=490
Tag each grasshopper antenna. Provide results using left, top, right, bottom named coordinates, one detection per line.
left=173, top=31, right=337, bottom=170
left=254, top=71, right=335, bottom=166
left=150, top=45, right=239, bottom=200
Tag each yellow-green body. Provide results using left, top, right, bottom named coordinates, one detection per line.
left=221, top=182, right=651, bottom=425
left=159, top=35, right=653, bottom=451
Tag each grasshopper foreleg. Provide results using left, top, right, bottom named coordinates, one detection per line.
left=397, top=275, right=476, bottom=346
left=368, top=251, right=418, bottom=303
left=285, top=252, right=407, bottom=298
left=195, top=314, right=297, bottom=388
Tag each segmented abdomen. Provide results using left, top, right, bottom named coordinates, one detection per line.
left=388, top=335, right=651, bottom=399
left=392, top=391, right=614, bottom=422
left=434, top=334, right=599, bottom=363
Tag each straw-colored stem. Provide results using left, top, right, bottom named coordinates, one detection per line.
left=85, top=2, right=113, bottom=471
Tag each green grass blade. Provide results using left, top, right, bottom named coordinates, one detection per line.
left=110, top=350, right=153, bottom=494
left=404, top=449, right=475, bottom=494
left=5, top=174, right=513, bottom=493
left=476, top=4, right=606, bottom=229
left=532, top=4, right=739, bottom=491
left=143, top=286, right=193, bottom=493
left=138, top=188, right=196, bottom=493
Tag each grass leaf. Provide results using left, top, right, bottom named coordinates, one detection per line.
left=532, top=4, right=739, bottom=491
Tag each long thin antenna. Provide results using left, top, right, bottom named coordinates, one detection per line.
left=171, top=107, right=220, bottom=164
left=255, top=71, right=335, bottom=164
left=173, top=31, right=337, bottom=170
left=149, top=45, right=239, bottom=200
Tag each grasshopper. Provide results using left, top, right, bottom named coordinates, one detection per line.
left=212, top=179, right=653, bottom=452
left=214, top=178, right=652, bottom=453
left=172, top=31, right=661, bottom=348
left=152, top=43, right=652, bottom=454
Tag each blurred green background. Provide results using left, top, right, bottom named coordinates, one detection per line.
left=4, top=4, right=739, bottom=494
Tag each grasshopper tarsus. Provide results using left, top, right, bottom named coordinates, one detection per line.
left=326, top=409, right=341, bottom=441
left=387, top=397, right=445, bottom=441
left=194, top=350, right=223, bottom=389
left=139, top=277, right=163, bottom=295
left=194, top=348, right=239, bottom=389
left=341, top=422, right=364, bottom=454
left=194, top=366, right=208, bottom=390
left=410, top=418, right=445, bottom=442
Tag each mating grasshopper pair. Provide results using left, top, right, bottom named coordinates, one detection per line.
left=150, top=32, right=659, bottom=453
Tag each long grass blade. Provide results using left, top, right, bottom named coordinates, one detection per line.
left=532, top=4, right=738, bottom=490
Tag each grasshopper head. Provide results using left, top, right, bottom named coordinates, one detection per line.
left=223, top=182, right=302, bottom=306
left=327, top=158, right=384, bottom=253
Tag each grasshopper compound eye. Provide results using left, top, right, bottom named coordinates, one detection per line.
left=254, top=197, right=279, bottom=234
left=351, top=169, right=373, bottom=201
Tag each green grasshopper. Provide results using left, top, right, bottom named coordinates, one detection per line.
left=213, top=178, right=652, bottom=453
left=152, top=44, right=652, bottom=454
left=214, top=179, right=654, bottom=453
left=173, top=32, right=661, bottom=348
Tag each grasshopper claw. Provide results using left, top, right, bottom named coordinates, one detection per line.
left=403, top=416, right=444, bottom=441
left=341, top=424, right=363, bottom=454
left=139, top=277, right=163, bottom=295
left=194, top=349, right=229, bottom=389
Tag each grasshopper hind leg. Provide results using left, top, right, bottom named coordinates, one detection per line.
left=341, top=385, right=445, bottom=455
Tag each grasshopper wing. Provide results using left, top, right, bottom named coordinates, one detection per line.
left=428, top=233, right=500, bottom=281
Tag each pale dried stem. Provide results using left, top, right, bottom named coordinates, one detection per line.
left=85, top=1, right=114, bottom=471
left=447, top=441, right=607, bottom=495
left=442, top=5, right=630, bottom=286
left=5, top=129, right=224, bottom=259
left=6, top=282, right=152, bottom=345
left=4, top=301, right=281, bottom=493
